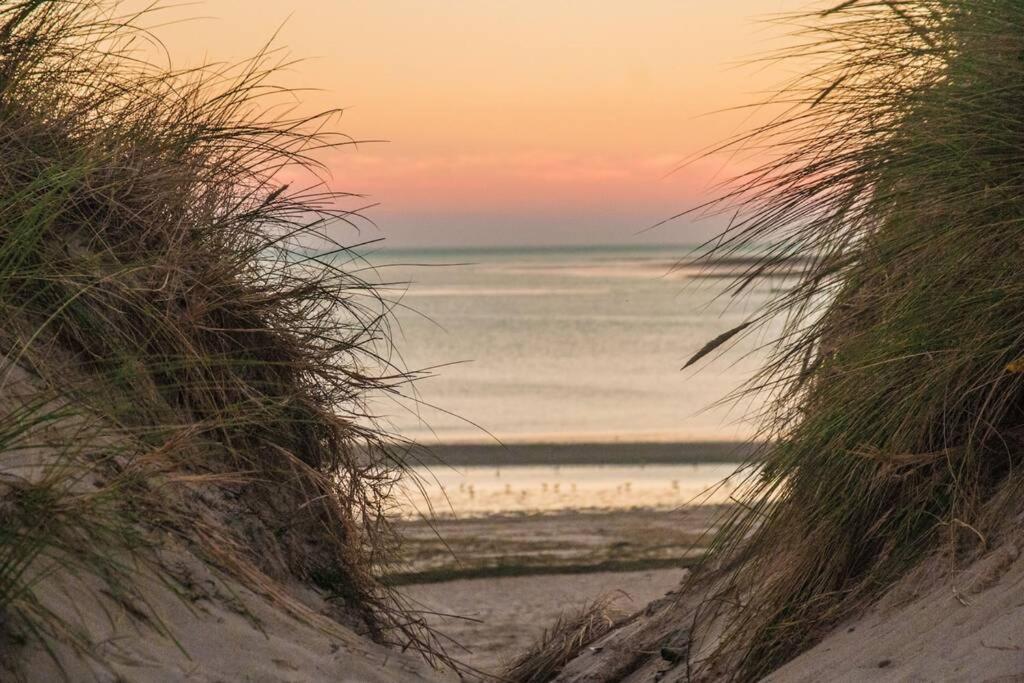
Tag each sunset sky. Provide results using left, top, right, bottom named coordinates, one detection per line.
left=148, top=1, right=807, bottom=247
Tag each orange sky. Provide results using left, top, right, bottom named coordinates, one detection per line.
left=142, top=1, right=808, bottom=246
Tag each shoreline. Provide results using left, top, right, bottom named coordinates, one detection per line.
left=392, top=504, right=727, bottom=674
left=391, top=505, right=726, bottom=585
left=386, top=556, right=697, bottom=585
left=406, top=440, right=757, bottom=467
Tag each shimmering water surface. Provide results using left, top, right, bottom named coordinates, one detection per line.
left=349, top=245, right=781, bottom=515
left=361, top=245, right=781, bottom=445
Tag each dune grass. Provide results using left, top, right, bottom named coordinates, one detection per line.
left=0, top=0, right=442, bottom=669
left=0, top=391, right=165, bottom=666
left=503, top=596, right=623, bottom=683
left=677, top=0, right=1024, bottom=678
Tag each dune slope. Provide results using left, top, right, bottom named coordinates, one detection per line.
left=0, top=1, right=444, bottom=679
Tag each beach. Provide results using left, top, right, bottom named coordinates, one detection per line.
left=405, top=568, right=687, bottom=674
left=372, top=246, right=758, bottom=674
left=392, top=464, right=731, bottom=674
left=11, top=1, right=1024, bottom=681
left=392, top=505, right=726, bottom=583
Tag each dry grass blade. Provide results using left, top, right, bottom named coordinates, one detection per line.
left=682, top=322, right=753, bottom=370
left=503, top=596, right=623, bottom=683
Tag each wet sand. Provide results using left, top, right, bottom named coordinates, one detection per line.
left=393, top=506, right=726, bottom=676
left=391, top=505, right=726, bottom=583
left=389, top=452, right=736, bottom=677
left=397, top=463, right=742, bottom=520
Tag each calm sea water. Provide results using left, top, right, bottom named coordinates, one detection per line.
left=361, top=244, right=779, bottom=446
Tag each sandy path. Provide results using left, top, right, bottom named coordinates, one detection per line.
left=404, top=568, right=686, bottom=676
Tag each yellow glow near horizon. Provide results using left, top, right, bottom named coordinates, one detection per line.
left=139, top=1, right=810, bottom=246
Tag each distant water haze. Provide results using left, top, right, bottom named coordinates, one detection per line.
left=356, top=245, right=784, bottom=446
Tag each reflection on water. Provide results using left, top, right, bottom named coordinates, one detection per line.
left=367, top=246, right=783, bottom=444
left=397, top=463, right=745, bottom=518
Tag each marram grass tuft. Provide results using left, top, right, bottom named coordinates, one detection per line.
left=683, top=0, right=1024, bottom=679
left=0, top=0, right=445, bottom=668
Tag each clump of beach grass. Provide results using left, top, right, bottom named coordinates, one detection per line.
left=0, top=0, right=443, bottom=669
left=503, top=596, right=623, bottom=683
left=676, top=0, right=1024, bottom=678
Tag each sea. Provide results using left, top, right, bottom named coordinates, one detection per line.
left=351, top=244, right=783, bottom=515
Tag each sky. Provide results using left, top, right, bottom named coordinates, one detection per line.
left=141, top=1, right=809, bottom=247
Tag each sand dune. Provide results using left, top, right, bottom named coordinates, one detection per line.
left=546, top=529, right=1024, bottom=682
